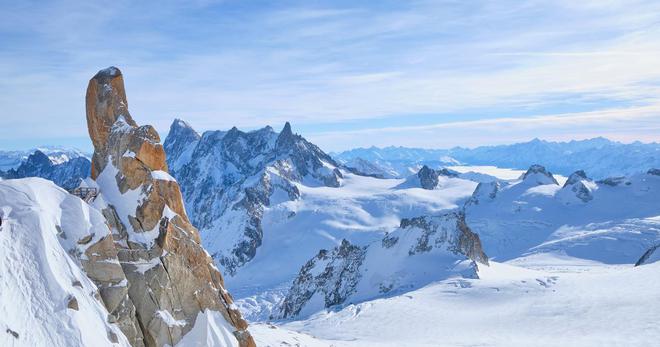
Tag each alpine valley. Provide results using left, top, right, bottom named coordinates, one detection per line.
left=1, top=68, right=659, bottom=347
left=162, top=117, right=660, bottom=346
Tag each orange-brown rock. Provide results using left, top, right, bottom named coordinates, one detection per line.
left=86, top=66, right=255, bottom=347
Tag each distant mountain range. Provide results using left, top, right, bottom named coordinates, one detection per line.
left=0, top=146, right=89, bottom=171
left=0, top=147, right=91, bottom=189
left=334, top=137, right=660, bottom=179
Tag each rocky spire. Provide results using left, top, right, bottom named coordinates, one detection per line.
left=561, top=170, right=594, bottom=202
left=465, top=181, right=501, bottom=206
left=563, top=170, right=589, bottom=188
left=86, top=67, right=254, bottom=347
left=162, top=119, right=201, bottom=176
left=86, top=67, right=136, bottom=152
left=520, top=164, right=559, bottom=185
left=417, top=165, right=439, bottom=190
left=275, top=121, right=295, bottom=150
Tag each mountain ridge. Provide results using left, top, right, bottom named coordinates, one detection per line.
left=335, top=137, right=660, bottom=179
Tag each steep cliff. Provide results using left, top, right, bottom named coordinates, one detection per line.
left=84, top=67, right=254, bottom=347
left=280, top=211, right=488, bottom=318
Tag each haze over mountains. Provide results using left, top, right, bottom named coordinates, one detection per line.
left=4, top=136, right=657, bottom=190
left=1, top=68, right=659, bottom=347
left=334, top=138, right=660, bottom=179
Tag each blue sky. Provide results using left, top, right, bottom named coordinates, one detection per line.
left=1, top=0, right=660, bottom=152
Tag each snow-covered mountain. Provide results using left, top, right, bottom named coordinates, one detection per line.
left=0, top=67, right=255, bottom=347
left=164, top=119, right=660, bottom=328
left=164, top=120, right=481, bottom=319
left=334, top=138, right=660, bottom=179
left=279, top=212, right=488, bottom=318
left=464, top=165, right=660, bottom=263
left=164, top=119, right=343, bottom=277
left=254, top=165, right=660, bottom=346
left=0, top=146, right=89, bottom=171
left=1, top=149, right=91, bottom=190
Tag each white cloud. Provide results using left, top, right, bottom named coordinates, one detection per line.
left=1, top=0, right=660, bottom=149
left=306, top=105, right=660, bottom=151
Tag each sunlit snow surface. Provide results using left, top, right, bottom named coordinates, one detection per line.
left=229, top=172, right=478, bottom=320
left=242, top=166, right=660, bottom=346
left=253, top=257, right=660, bottom=347
left=0, top=178, right=129, bottom=347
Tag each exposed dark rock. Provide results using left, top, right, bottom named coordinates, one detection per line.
left=520, top=164, right=559, bottom=185
left=635, top=244, right=660, bottom=266
left=67, top=296, right=79, bottom=311
left=596, top=176, right=627, bottom=186
left=165, top=119, right=342, bottom=276
left=280, top=240, right=366, bottom=318
left=417, top=165, right=439, bottom=190
left=465, top=181, right=500, bottom=206
left=86, top=67, right=254, bottom=347
left=562, top=170, right=594, bottom=202
left=280, top=212, right=488, bottom=318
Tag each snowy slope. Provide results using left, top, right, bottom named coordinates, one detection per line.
left=255, top=258, right=660, bottom=347
left=465, top=167, right=660, bottom=263
left=0, top=178, right=129, bottom=347
left=164, top=120, right=483, bottom=321
left=279, top=212, right=488, bottom=318
left=165, top=120, right=659, bottom=331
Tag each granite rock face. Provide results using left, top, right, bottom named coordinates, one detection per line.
left=164, top=119, right=342, bottom=276
left=280, top=212, right=488, bottom=318
left=414, top=165, right=459, bottom=190
left=417, top=165, right=440, bottom=190
left=85, top=67, right=254, bottom=347
left=280, top=240, right=367, bottom=318
left=520, top=164, right=559, bottom=185
left=561, top=170, right=595, bottom=202
left=465, top=181, right=501, bottom=206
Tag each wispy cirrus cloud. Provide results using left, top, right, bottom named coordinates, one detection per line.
left=1, top=0, right=660, bottom=150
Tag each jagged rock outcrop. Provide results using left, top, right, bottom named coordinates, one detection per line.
left=519, top=164, right=559, bottom=185
left=340, top=157, right=389, bottom=178
left=635, top=244, right=660, bottom=266
left=415, top=165, right=459, bottom=190
left=162, top=119, right=201, bottom=177
left=1, top=150, right=90, bottom=190
left=596, top=176, right=630, bottom=186
left=280, top=240, right=367, bottom=318
left=417, top=165, right=440, bottom=190
left=561, top=170, right=595, bottom=202
left=164, top=119, right=342, bottom=276
left=465, top=181, right=501, bottom=206
left=84, top=67, right=253, bottom=347
left=398, top=213, right=488, bottom=264
left=280, top=212, right=488, bottom=318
